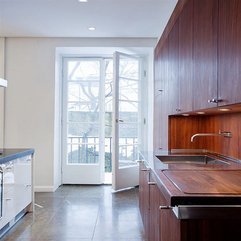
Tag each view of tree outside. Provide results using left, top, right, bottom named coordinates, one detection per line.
left=66, top=57, right=139, bottom=172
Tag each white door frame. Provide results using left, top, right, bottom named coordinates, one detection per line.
left=112, top=51, right=141, bottom=191
left=61, top=57, right=105, bottom=184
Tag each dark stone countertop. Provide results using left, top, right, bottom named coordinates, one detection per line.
left=0, top=148, right=34, bottom=165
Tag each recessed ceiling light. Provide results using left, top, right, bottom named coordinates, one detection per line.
left=78, top=0, right=88, bottom=2
left=196, top=112, right=205, bottom=115
left=219, top=108, right=231, bottom=112
left=182, top=114, right=190, bottom=116
left=88, top=27, right=96, bottom=31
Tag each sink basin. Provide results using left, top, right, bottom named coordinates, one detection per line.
left=157, top=155, right=230, bottom=165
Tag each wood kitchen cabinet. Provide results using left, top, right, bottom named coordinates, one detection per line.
left=139, top=161, right=150, bottom=240
left=167, top=20, right=179, bottom=115
left=178, top=0, right=193, bottom=113
left=154, top=41, right=169, bottom=151
left=149, top=174, right=161, bottom=241
left=193, top=0, right=218, bottom=110
left=218, top=0, right=241, bottom=106
left=149, top=173, right=181, bottom=241
left=139, top=166, right=241, bottom=241
left=139, top=166, right=181, bottom=241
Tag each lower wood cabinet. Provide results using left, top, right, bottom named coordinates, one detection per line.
left=139, top=163, right=180, bottom=241
left=139, top=164, right=241, bottom=241
left=149, top=172, right=181, bottom=241
left=139, top=161, right=150, bottom=240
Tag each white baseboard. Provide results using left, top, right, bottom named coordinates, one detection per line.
left=34, top=186, right=55, bottom=192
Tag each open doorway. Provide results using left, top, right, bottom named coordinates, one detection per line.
left=58, top=47, right=153, bottom=187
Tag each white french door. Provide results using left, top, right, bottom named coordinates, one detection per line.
left=112, top=52, right=141, bottom=191
left=62, top=58, right=106, bottom=184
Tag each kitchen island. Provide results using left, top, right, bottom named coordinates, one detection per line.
left=139, top=150, right=241, bottom=241
left=0, top=148, right=34, bottom=238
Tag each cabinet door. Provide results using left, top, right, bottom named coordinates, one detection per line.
left=193, top=0, right=218, bottom=110
left=139, top=162, right=150, bottom=240
left=159, top=206, right=181, bottom=241
left=218, top=0, right=241, bottom=106
left=14, top=155, right=32, bottom=213
left=149, top=176, right=162, bottom=241
left=154, top=42, right=169, bottom=151
left=168, top=20, right=180, bottom=115
left=178, top=0, right=193, bottom=112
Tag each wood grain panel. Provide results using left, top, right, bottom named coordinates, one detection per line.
left=164, top=170, right=241, bottom=194
left=218, top=0, right=241, bottom=106
left=155, top=0, right=189, bottom=53
left=169, top=116, right=207, bottom=150
left=178, top=0, right=193, bottom=113
left=169, top=113, right=241, bottom=160
left=193, top=0, right=218, bottom=110
left=154, top=42, right=169, bottom=151
left=168, top=20, right=179, bottom=115
left=139, top=163, right=150, bottom=240
left=160, top=207, right=181, bottom=241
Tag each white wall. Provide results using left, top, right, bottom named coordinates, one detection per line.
left=4, top=37, right=156, bottom=192
left=0, top=38, right=5, bottom=149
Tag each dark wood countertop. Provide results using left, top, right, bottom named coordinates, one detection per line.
left=141, top=150, right=241, bottom=206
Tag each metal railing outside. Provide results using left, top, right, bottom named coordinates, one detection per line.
left=67, top=136, right=138, bottom=172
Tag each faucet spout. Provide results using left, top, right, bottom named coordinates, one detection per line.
left=191, top=131, right=232, bottom=142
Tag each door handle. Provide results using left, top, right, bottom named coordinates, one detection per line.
left=116, top=119, right=124, bottom=123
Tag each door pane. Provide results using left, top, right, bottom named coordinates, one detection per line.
left=67, top=59, right=101, bottom=165
left=117, top=55, right=140, bottom=168
left=68, top=82, right=99, bottom=102
left=68, top=60, right=100, bottom=81
left=119, top=58, right=139, bottom=80
left=119, top=79, right=138, bottom=101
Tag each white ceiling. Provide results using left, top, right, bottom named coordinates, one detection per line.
left=0, top=0, right=177, bottom=38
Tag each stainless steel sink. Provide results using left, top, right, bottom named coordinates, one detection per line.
left=156, top=155, right=230, bottom=165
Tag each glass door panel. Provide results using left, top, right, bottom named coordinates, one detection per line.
left=62, top=58, right=104, bottom=184
left=112, top=52, right=141, bottom=191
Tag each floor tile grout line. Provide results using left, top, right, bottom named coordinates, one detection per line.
left=91, top=200, right=101, bottom=241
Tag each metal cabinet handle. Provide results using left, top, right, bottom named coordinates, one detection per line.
left=176, top=108, right=181, bottom=112
left=137, top=160, right=144, bottom=163
left=159, top=206, right=173, bottom=210
left=25, top=184, right=32, bottom=188
left=208, top=98, right=223, bottom=103
left=148, top=182, right=156, bottom=185
left=5, top=198, right=12, bottom=201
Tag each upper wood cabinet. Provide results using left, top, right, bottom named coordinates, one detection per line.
left=178, top=0, right=193, bottom=113
left=218, top=0, right=241, bottom=106
left=167, top=20, right=180, bottom=115
left=193, top=0, right=218, bottom=110
left=154, top=41, right=169, bottom=151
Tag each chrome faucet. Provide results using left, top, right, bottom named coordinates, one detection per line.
left=191, top=131, right=232, bottom=142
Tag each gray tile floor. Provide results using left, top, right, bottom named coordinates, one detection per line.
left=1, top=185, right=145, bottom=241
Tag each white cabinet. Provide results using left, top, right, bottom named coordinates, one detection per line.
left=0, top=155, right=33, bottom=232
left=14, top=155, right=32, bottom=214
